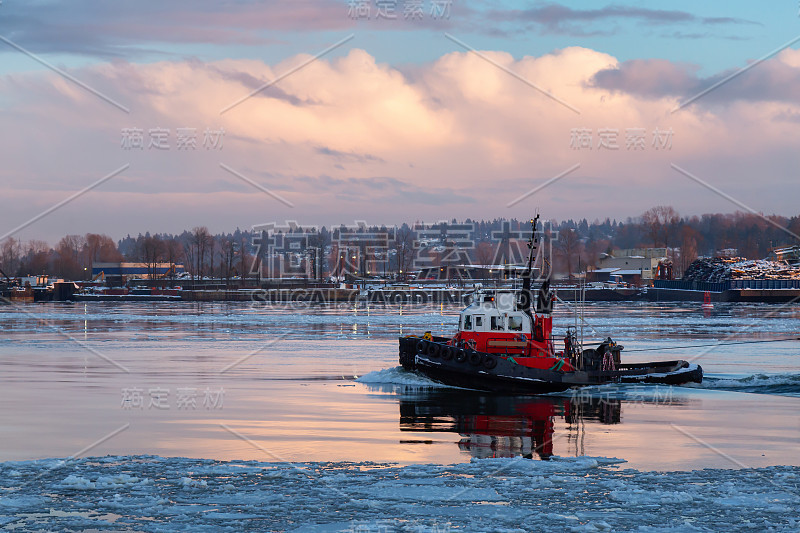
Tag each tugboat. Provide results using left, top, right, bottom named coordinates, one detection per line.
left=398, top=216, right=703, bottom=394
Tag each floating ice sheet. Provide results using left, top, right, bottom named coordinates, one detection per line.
left=1, top=455, right=798, bottom=532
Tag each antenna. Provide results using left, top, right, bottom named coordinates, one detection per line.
left=525, top=215, right=540, bottom=271
left=518, top=215, right=540, bottom=316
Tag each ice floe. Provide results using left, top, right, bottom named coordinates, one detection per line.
left=1, top=455, right=798, bottom=531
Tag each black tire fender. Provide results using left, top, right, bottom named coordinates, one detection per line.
left=468, top=350, right=483, bottom=366
left=455, top=349, right=467, bottom=363
left=482, top=354, right=498, bottom=369
left=426, top=342, right=440, bottom=357
left=441, top=346, right=454, bottom=360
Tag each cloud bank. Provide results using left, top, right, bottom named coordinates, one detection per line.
left=0, top=44, right=798, bottom=240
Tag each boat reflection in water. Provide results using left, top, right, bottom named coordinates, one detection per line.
left=399, top=390, right=625, bottom=460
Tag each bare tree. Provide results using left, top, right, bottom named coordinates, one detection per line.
left=305, top=229, right=325, bottom=282
left=219, top=237, right=236, bottom=288
left=183, top=240, right=196, bottom=282
left=474, top=241, right=494, bottom=267
left=1, top=237, right=22, bottom=277
left=190, top=227, right=212, bottom=279
left=556, top=228, right=582, bottom=280
left=81, top=234, right=122, bottom=280
left=163, top=238, right=183, bottom=285
left=678, top=225, right=700, bottom=276
left=583, top=237, right=611, bottom=269
left=328, top=242, right=342, bottom=281
left=141, top=235, right=165, bottom=280
left=394, top=225, right=415, bottom=281
left=641, top=206, right=679, bottom=247
left=22, top=240, right=51, bottom=275
left=238, top=236, right=252, bottom=285
left=55, top=235, right=86, bottom=279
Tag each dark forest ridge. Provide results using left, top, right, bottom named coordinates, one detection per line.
left=1, top=208, right=797, bottom=281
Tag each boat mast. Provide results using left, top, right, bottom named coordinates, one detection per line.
left=517, top=215, right=539, bottom=318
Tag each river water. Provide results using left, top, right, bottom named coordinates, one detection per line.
left=2, top=300, right=800, bottom=531
left=1, top=299, right=797, bottom=472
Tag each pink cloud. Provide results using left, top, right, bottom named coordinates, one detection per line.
left=0, top=1, right=350, bottom=57
left=0, top=46, right=798, bottom=243
left=592, top=49, right=800, bottom=105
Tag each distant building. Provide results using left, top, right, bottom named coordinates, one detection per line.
left=585, top=268, right=642, bottom=286
left=20, top=275, right=60, bottom=287
left=592, top=248, right=671, bottom=281
left=92, top=262, right=185, bottom=285
left=615, top=248, right=668, bottom=259
left=768, top=245, right=800, bottom=264
left=595, top=256, right=657, bottom=280
left=417, top=264, right=538, bottom=280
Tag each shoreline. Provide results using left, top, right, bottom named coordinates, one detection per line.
left=42, top=286, right=800, bottom=304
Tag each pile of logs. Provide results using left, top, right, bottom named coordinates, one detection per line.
left=683, top=257, right=800, bottom=282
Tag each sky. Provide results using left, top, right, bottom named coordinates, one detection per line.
left=1, top=0, right=799, bottom=243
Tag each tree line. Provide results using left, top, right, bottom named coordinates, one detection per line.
left=0, top=208, right=797, bottom=280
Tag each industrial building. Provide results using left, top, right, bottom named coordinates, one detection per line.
left=587, top=248, right=671, bottom=284
left=92, top=262, right=185, bottom=285
left=416, top=264, right=538, bottom=280
left=768, top=245, right=800, bottom=264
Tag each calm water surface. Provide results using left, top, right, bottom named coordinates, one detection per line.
left=0, top=300, right=798, bottom=471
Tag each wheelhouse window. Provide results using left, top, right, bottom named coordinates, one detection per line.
left=491, top=316, right=504, bottom=330
left=475, top=316, right=483, bottom=328
left=463, top=315, right=472, bottom=330
left=508, top=315, right=523, bottom=331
